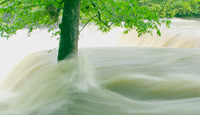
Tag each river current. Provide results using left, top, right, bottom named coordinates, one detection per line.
left=0, top=18, right=200, bottom=115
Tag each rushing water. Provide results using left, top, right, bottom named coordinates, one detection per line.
left=0, top=18, right=200, bottom=115
left=118, top=18, right=200, bottom=48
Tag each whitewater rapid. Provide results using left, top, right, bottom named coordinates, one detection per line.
left=118, top=18, right=200, bottom=48
left=0, top=18, right=200, bottom=114
left=1, top=47, right=200, bottom=114
left=0, top=18, right=200, bottom=79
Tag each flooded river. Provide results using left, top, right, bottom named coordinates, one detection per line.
left=0, top=18, right=200, bottom=115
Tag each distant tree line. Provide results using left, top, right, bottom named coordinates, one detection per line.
left=139, top=0, right=200, bottom=18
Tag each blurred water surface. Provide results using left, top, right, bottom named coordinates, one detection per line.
left=0, top=18, right=200, bottom=114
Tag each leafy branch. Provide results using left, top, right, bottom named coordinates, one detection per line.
left=89, top=1, right=111, bottom=29
left=0, top=0, right=9, bottom=4
left=98, top=0, right=112, bottom=15
left=79, top=19, right=91, bottom=32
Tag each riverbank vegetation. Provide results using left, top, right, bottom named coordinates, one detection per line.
left=140, top=0, right=200, bottom=18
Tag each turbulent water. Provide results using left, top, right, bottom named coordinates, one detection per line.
left=0, top=18, right=200, bottom=115
left=118, top=18, right=200, bottom=48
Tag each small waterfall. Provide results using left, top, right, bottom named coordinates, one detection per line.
left=118, top=18, right=200, bottom=48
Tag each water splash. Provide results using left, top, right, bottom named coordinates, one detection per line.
left=0, top=51, right=98, bottom=115
left=1, top=48, right=200, bottom=114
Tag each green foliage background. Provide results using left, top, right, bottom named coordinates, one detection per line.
left=140, top=0, right=200, bottom=18
left=0, top=0, right=198, bottom=39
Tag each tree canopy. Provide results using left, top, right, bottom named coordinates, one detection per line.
left=2, top=0, right=198, bottom=60
left=0, top=0, right=199, bottom=39
left=0, top=0, right=172, bottom=39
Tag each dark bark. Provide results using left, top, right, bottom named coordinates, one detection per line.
left=58, top=0, right=81, bottom=61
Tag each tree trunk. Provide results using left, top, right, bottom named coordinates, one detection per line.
left=58, top=0, right=81, bottom=61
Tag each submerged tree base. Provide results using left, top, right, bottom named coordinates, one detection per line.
left=1, top=47, right=200, bottom=114
left=58, top=0, right=81, bottom=61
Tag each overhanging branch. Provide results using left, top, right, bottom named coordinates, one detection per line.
left=99, top=0, right=112, bottom=15
left=79, top=19, right=91, bottom=32
left=0, top=0, right=9, bottom=4
left=89, top=1, right=111, bottom=29
left=79, top=14, right=98, bottom=32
